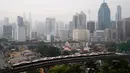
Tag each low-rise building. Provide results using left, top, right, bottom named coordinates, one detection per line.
left=73, top=29, right=90, bottom=41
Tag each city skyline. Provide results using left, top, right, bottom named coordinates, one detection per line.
left=0, top=0, right=129, bottom=23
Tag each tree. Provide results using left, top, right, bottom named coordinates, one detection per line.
left=117, top=42, right=129, bottom=52
left=37, top=42, right=61, bottom=57
left=62, top=50, right=71, bottom=55
left=101, top=58, right=130, bottom=73
left=49, top=65, right=70, bottom=73
left=26, top=69, right=40, bottom=73
left=49, top=64, right=85, bottom=73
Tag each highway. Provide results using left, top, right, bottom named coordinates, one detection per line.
left=1, top=54, right=130, bottom=73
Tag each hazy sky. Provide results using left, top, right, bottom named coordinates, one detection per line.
left=0, top=0, right=130, bottom=23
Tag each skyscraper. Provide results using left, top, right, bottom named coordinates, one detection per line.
left=98, top=1, right=111, bottom=30
left=87, top=21, right=95, bottom=34
left=124, top=18, right=130, bottom=40
left=3, top=25, right=13, bottom=40
left=4, top=17, right=9, bottom=25
left=17, top=16, right=24, bottom=26
left=115, top=5, right=122, bottom=22
left=78, top=11, right=87, bottom=29
left=73, top=12, right=86, bottom=29
left=17, top=16, right=26, bottom=41
left=73, top=13, right=79, bottom=29
left=46, top=18, right=56, bottom=35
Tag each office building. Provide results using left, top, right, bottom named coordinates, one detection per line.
left=73, top=29, right=90, bottom=41
left=31, top=31, right=37, bottom=39
left=0, top=20, right=4, bottom=38
left=57, top=21, right=65, bottom=30
left=18, top=26, right=26, bottom=41
left=94, top=30, right=105, bottom=37
left=78, top=11, right=87, bottom=29
left=4, top=17, right=9, bottom=25
left=10, top=23, right=17, bottom=40
left=24, top=21, right=31, bottom=40
left=124, top=18, right=130, bottom=40
left=17, top=16, right=26, bottom=41
left=17, top=16, right=24, bottom=26
left=72, top=11, right=86, bottom=29
left=117, top=20, right=124, bottom=41
left=104, top=29, right=111, bottom=41
left=3, top=25, right=13, bottom=40
left=46, top=18, right=56, bottom=35
left=98, top=1, right=111, bottom=30
left=87, top=21, right=95, bottom=34
left=111, top=21, right=116, bottom=29
left=115, top=5, right=122, bottom=22
left=68, top=21, right=73, bottom=38
left=59, top=29, right=69, bottom=41
left=73, top=13, right=79, bottom=29
left=104, top=28, right=117, bottom=41
left=35, top=21, right=46, bottom=37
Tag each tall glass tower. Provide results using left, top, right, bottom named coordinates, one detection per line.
left=98, top=1, right=111, bottom=30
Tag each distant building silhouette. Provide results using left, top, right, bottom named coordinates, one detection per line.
left=87, top=21, right=95, bottom=34
left=115, top=5, right=122, bottom=22
left=46, top=18, right=56, bottom=35
left=72, top=11, right=86, bottom=29
left=17, top=16, right=24, bottom=26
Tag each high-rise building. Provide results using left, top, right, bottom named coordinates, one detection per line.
left=10, top=23, right=17, bottom=40
left=31, top=31, right=37, bottom=39
left=46, top=18, right=56, bottom=35
left=17, top=16, right=26, bottom=41
left=87, top=21, right=95, bottom=34
left=17, top=16, right=24, bottom=26
left=24, top=21, right=31, bottom=40
left=117, top=18, right=130, bottom=41
left=124, top=18, right=130, bottom=40
left=72, top=12, right=86, bottom=29
left=111, top=21, right=116, bottom=29
left=68, top=21, right=73, bottom=38
left=3, top=25, right=13, bottom=40
left=98, top=1, right=111, bottom=30
left=35, top=21, right=46, bottom=37
left=73, top=29, right=90, bottom=41
left=73, top=13, right=79, bottom=29
left=117, top=20, right=124, bottom=41
left=29, top=13, right=32, bottom=29
left=59, top=29, right=69, bottom=41
left=78, top=11, right=87, bottom=29
left=4, top=17, right=9, bottom=25
left=0, top=20, right=4, bottom=38
left=115, top=5, right=122, bottom=22
left=104, top=28, right=117, bottom=41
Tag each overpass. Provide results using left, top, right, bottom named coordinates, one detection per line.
left=1, top=54, right=130, bottom=73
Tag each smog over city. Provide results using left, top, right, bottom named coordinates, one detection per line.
left=0, top=0, right=130, bottom=73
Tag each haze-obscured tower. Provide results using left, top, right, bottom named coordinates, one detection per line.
left=98, top=0, right=111, bottom=30
left=28, top=12, right=32, bottom=39
left=79, top=11, right=86, bottom=29
left=73, top=12, right=86, bottom=29
left=17, top=16, right=26, bottom=41
left=115, top=5, right=122, bottom=22
left=46, top=18, right=56, bottom=35
left=73, top=13, right=79, bottom=29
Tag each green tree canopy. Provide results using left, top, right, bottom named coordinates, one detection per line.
left=37, top=42, right=61, bottom=57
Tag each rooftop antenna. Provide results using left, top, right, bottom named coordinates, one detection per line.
left=88, top=9, right=91, bottom=21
